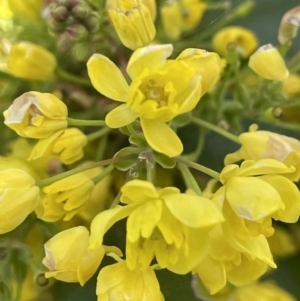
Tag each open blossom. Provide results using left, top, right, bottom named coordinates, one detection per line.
left=90, top=179, right=223, bottom=274
left=43, top=226, right=104, bottom=285
left=3, top=92, right=68, bottom=139
left=87, top=44, right=221, bottom=157
left=107, top=0, right=156, bottom=50
left=28, top=128, right=87, bottom=165
left=0, top=169, right=40, bottom=234
left=36, top=173, right=94, bottom=222
left=224, top=128, right=300, bottom=181
left=97, top=260, right=164, bottom=301
left=213, top=159, right=300, bottom=240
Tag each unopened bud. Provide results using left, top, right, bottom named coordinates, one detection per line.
left=72, top=3, right=90, bottom=19
left=278, top=6, right=300, bottom=44
left=36, top=273, right=49, bottom=286
left=231, top=0, right=255, bottom=19
left=66, top=24, right=88, bottom=41
left=264, top=107, right=283, bottom=123
left=249, top=44, right=289, bottom=81
left=84, top=12, right=100, bottom=32
left=58, top=33, right=73, bottom=51
left=52, top=5, right=69, bottom=22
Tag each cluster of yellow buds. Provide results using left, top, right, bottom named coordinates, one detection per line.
left=1, top=1, right=300, bottom=301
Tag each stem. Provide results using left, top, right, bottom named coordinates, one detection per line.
left=271, top=121, right=300, bottom=132
left=127, top=123, right=137, bottom=136
left=177, top=163, right=202, bottom=195
left=110, top=191, right=122, bottom=208
left=95, top=133, right=108, bottom=161
left=175, top=157, right=220, bottom=180
left=55, top=67, right=92, bottom=87
left=190, top=115, right=240, bottom=144
left=183, top=129, right=205, bottom=161
left=86, top=127, right=111, bottom=142
left=67, top=117, right=106, bottom=126
left=36, top=154, right=136, bottom=187
left=92, top=165, right=114, bottom=184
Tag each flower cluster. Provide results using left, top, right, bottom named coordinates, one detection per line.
left=1, top=1, right=300, bottom=301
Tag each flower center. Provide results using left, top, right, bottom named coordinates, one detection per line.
left=143, top=79, right=169, bottom=108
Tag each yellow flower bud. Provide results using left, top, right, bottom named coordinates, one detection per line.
left=176, top=48, right=222, bottom=95
left=97, top=260, right=164, bottom=301
left=28, top=128, right=87, bottom=165
left=0, top=169, right=40, bottom=234
left=282, top=73, right=300, bottom=97
left=7, top=42, right=57, bottom=80
left=248, top=44, right=289, bottom=81
left=212, top=26, right=258, bottom=58
left=107, top=0, right=156, bottom=50
left=278, top=6, right=300, bottom=45
left=43, top=226, right=104, bottom=285
left=161, top=0, right=207, bottom=40
left=3, top=91, right=68, bottom=139
left=36, top=173, right=94, bottom=222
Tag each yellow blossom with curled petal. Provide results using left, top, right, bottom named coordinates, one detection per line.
left=0, top=168, right=40, bottom=234
left=36, top=173, right=94, bottom=222
left=212, top=26, right=258, bottom=58
left=106, top=0, right=156, bottom=50
left=87, top=44, right=220, bottom=157
left=231, top=281, right=297, bottom=301
left=194, top=224, right=276, bottom=294
left=43, top=226, right=104, bottom=285
left=96, top=260, right=164, bottom=301
left=90, top=179, right=223, bottom=273
left=161, top=0, right=207, bottom=40
left=28, top=128, right=87, bottom=165
left=249, top=44, right=289, bottom=81
left=224, top=128, right=300, bottom=181
left=214, top=159, right=300, bottom=242
left=3, top=91, right=68, bottom=139
left=6, top=42, right=57, bottom=80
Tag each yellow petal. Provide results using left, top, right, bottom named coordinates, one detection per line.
left=141, top=118, right=183, bottom=157
left=126, top=44, right=173, bottom=79
left=105, top=104, right=137, bottom=128
left=226, top=177, right=281, bottom=220
left=87, top=54, right=129, bottom=101
left=163, top=194, right=223, bottom=228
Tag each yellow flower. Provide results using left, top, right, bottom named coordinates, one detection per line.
left=90, top=179, right=223, bottom=273
left=3, top=91, right=68, bottom=139
left=194, top=225, right=276, bottom=294
left=224, top=128, right=300, bottom=181
left=6, top=42, right=57, bottom=80
left=231, top=281, right=297, bottom=301
left=215, top=159, right=300, bottom=241
left=0, top=168, right=40, bottom=234
left=96, top=260, right=164, bottom=301
left=0, top=0, right=13, bottom=19
left=106, top=0, right=156, bottom=50
left=282, top=73, right=300, bottom=97
left=161, top=0, right=207, bottom=40
left=87, top=44, right=213, bottom=157
left=249, top=44, right=289, bottom=81
left=212, top=26, right=258, bottom=58
left=36, top=173, right=94, bottom=222
left=43, top=226, right=104, bottom=285
left=8, top=0, right=43, bottom=21
left=28, top=128, right=87, bottom=165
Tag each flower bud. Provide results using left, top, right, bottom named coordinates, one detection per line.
left=51, top=5, right=69, bottom=22
left=278, top=6, right=300, bottom=44
left=3, top=91, right=68, bottom=139
left=107, top=0, right=156, bottom=50
left=66, top=24, right=88, bottom=41
left=6, top=42, right=57, bottom=81
left=0, top=169, right=40, bottom=234
left=43, top=226, right=104, bottom=285
left=282, top=73, right=300, bottom=97
left=37, top=173, right=94, bottom=221
left=212, top=26, right=258, bottom=58
left=28, top=128, right=87, bottom=165
left=249, top=44, right=289, bottom=81
left=72, top=3, right=90, bottom=19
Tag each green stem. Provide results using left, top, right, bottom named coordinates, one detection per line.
left=92, top=165, right=114, bottom=184
left=95, top=133, right=108, bottom=161
left=67, top=117, right=106, bottom=126
left=110, top=191, right=122, bottom=208
left=127, top=123, right=137, bottom=136
left=183, top=129, right=205, bottom=161
left=177, top=163, right=202, bottom=195
left=86, top=127, right=111, bottom=142
left=190, top=115, right=240, bottom=144
left=55, top=67, right=92, bottom=87
left=175, top=157, right=220, bottom=180
left=270, top=120, right=300, bottom=132
left=36, top=154, right=136, bottom=187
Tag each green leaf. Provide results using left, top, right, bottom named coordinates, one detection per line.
left=113, top=147, right=138, bottom=171
left=154, top=152, right=176, bottom=169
